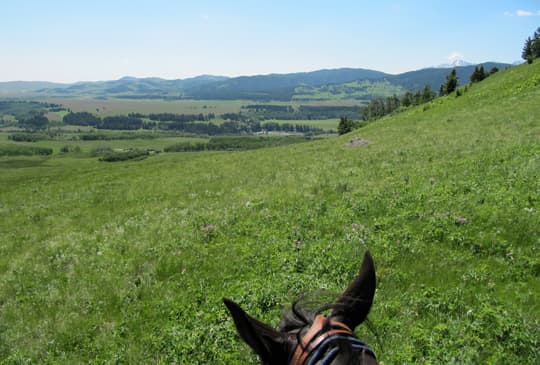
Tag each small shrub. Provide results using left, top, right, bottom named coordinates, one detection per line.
left=99, top=149, right=149, bottom=162
left=0, top=145, right=53, bottom=156
left=8, top=133, right=49, bottom=142
left=60, top=145, right=82, bottom=154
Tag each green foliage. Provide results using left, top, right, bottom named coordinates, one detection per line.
left=441, top=68, right=459, bottom=95
left=337, top=117, right=354, bottom=135
left=60, top=145, right=82, bottom=154
left=361, top=84, right=435, bottom=121
left=470, top=65, right=487, bottom=83
left=0, top=62, right=539, bottom=363
left=98, top=149, right=150, bottom=162
left=18, top=114, right=49, bottom=130
left=522, top=28, right=540, bottom=62
left=63, top=111, right=101, bottom=126
left=0, top=144, right=53, bottom=156
left=8, top=133, right=49, bottom=142
left=164, top=135, right=316, bottom=152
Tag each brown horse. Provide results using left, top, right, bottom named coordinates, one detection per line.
left=224, top=252, right=378, bottom=365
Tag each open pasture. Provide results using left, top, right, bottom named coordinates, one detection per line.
left=0, top=63, right=539, bottom=364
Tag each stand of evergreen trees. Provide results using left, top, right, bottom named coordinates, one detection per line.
left=361, top=84, right=436, bottom=121
left=522, top=27, right=540, bottom=64
left=61, top=111, right=325, bottom=135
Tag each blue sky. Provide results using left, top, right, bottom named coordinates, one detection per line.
left=2, top=0, right=539, bottom=82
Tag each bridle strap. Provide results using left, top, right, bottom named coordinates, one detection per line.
left=290, top=315, right=353, bottom=365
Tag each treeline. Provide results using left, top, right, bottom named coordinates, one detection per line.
left=361, top=85, right=436, bottom=120
left=0, top=101, right=65, bottom=120
left=62, top=112, right=155, bottom=130
left=164, top=135, right=316, bottom=152
left=362, top=64, right=500, bottom=122
left=62, top=111, right=324, bottom=134
left=522, top=27, right=540, bottom=64
left=158, top=120, right=324, bottom=135
left=239, top=105, right=360, bottom=120
left=0, top=144, right=53, bottom=157
left=146, top=113, right=215, bottom=122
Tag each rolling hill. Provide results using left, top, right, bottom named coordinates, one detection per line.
left=0, top=63, right=511, bottom=101
left=0, top=61, right=538, bottom=363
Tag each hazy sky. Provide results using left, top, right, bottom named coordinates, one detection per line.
left=2, top=1, right=539, bottom=82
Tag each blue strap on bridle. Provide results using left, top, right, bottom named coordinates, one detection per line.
left=306, top=334, right=377, bottom=365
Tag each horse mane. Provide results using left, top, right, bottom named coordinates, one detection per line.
left=278, top=294, right=381, bottom=365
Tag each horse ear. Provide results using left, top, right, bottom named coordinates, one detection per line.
left=223, top=298, right=286, bottom=364
left=330, top=251, right=376, bottom=330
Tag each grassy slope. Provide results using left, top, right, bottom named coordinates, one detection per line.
left=0, top=63, right=539, bottom=364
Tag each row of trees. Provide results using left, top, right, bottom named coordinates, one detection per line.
left=57, top=111, right=327, bottom=135
left=237, top=105, right=360, bottom=120
left=361, top=84, right=436, bottom=121
left=522, top=27, right=540, bottom=63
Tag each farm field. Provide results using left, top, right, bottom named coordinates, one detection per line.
left=0, top=134, right=209, bottom=155
left=42, top=98, right=361, bottom=117
left=0, top=61, right=539, bottom=364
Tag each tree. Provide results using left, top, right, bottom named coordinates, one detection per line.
left=522, top=37, right=533, bottom=63
left=470, top=65, right=486, bottom=83
left=533, top=27, right=540, bottom=58
left=441, top=68, right=458, bottom=95
left=401, top=91, right=413, bottom=107
left=337, top=117, right=354, bottom=135
left=19, top=114, right=49, bottom=130
left=422, top=84, right=436, bottom=102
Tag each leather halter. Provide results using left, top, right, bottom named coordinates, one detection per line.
left=290, top=315, right=355, bottom=365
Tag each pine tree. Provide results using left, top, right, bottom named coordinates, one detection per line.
left=442, top=68, right=458, bottom=95
left=522, top=37, right=533, bottom=63
left=337, top=117, right=354, bottom=135
left=471, top=66, right=487, bottom=83
left=422, top=84, right=435, bottom=102
left=533, top=28, right=540, bottom=58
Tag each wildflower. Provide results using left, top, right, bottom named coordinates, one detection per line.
left=181, top=267, right=187, bottom=274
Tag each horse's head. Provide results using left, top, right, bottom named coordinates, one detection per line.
left=224, top=252, right=378, bottom=365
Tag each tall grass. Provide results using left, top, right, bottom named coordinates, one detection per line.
left=0, top=62, right=539, bottom=364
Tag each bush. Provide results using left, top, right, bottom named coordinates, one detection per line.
left=0, top=145, right=53, bottom=156
left=8, top=133, right=49, bottom=142
left=60, top=145, right=82, bottom=154
left=99, top=149, right=149, bottom=162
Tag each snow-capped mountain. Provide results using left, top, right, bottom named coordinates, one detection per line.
left=435, top=59, right=474, bottom=68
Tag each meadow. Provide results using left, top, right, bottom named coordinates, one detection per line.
left=0, top=62, right=539, bottom=364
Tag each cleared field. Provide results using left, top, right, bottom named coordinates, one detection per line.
left=42, top=99, right=248, bottom=116
left=41, top=98, right=364, bottom=116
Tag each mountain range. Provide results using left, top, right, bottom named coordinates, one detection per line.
left=0, top=62, right=511, bottom=101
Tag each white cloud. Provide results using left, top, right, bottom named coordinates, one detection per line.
left=448, top=52, right=464, bottom=62
left=517, top=9, right=534, bottom=16
left=507, top=9, right=540, bottom=17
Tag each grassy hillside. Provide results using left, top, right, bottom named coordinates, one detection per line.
left=0, top=62, right=539, bottom=364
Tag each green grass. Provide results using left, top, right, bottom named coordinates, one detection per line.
left=263, top=118, right=338, bottom=131
left=0, top=136, right=208, bottom=155
left=0, top=62, right=539, bottom=364
left=41, top=99, right=251, bottom=117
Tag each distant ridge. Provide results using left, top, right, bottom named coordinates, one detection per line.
left=0, top=63, right=512, bottom=100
